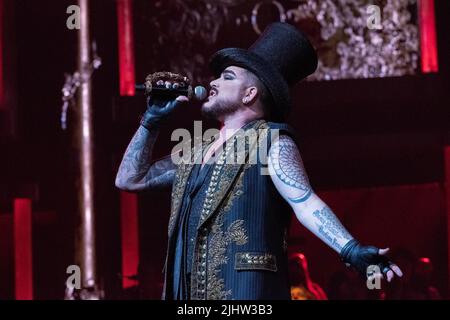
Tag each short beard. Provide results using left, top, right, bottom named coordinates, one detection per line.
left=201, top=98, right=240, bottom=120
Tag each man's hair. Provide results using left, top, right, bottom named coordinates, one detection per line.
left=243, top=70, right=275, bottom=120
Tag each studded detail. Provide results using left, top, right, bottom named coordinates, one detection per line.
left=235, top=252, right=278, bottom=272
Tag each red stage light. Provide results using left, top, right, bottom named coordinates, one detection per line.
left=419, top=0, right=439, bottom=73
left=14, top=198, right=33, bottom=300
left=445, top=146, right=450, bottom=292
left=419, top=257, right=431, bottom=263
left=0, top=0, right=4, bottom=107
left=117, top=0, right=136, bottom=96
left=120, top=191, right=139, bottom=289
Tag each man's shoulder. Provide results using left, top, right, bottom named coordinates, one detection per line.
left=264, top=121, right=298, bottom=142
left=264, top=121, right=294, bottom=133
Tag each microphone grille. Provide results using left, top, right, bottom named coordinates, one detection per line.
left=194, top=86, right=207, bottom=101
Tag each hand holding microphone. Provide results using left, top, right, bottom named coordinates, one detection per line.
left=137, top=72, right=207, bottom=129
left=135, top=82, right=207, bottom=102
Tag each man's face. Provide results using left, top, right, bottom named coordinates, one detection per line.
left=201, top=66, right=250, bottom=120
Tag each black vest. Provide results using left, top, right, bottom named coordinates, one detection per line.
left=163, top=119, right=296, bottom=300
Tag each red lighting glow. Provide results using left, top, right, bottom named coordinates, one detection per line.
left=0, top=0, right=4, bottom=107
left=14, top=198, right=33, bottom=300
left=120, top=191, right=139, bottom=289
left=419, top=257, right=431, bottom=263
left=117, top=0, right=136, bottom=96
left=445, top=146, right=450, bottom=292
left=419, top=0, right=439, bottom=73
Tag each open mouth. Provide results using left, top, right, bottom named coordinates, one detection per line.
left=209, top=88, right=218, bottom=98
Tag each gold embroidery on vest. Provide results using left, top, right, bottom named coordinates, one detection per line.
left=206, top=168, right=248, bottom=300
left=168, top=164, right=191, bottom=235
left=197, top=120, right=266, bottom=228
left=207, top=219, right=248, bottom=300
left=189, top=120, right=269, bottom=299
left=168, top=139, right=210, bottom=237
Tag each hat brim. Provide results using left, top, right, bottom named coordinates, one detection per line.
left=209, top=48, right=291, bottom=120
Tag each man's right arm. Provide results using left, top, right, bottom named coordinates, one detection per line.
left=115, top=92, right=188, bottom=192
left=115, top=125, right=176, bottom=192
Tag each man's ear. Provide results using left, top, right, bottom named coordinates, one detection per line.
left=242, top=86, right=258, bottom=105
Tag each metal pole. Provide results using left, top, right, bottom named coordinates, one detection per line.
left=74, top=0, right=101, bottom=299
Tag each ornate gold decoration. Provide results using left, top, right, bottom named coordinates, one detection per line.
left=235, top=252, right=277, bottom=272
left=143, top=71, right=193, bottom=98
left=207, top=219, right=248, bottom=300
left=136, top=0, right=419, bottom=82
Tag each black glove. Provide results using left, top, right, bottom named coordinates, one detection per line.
left=339, top=239, right=393, bottom=279
left=140, top=96, right=186, bottom=130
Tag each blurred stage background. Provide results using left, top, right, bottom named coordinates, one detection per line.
left=0, top=0, right=449, bottom=299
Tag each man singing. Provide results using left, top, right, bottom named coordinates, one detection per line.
left=115, top=22, right=402, bottom=300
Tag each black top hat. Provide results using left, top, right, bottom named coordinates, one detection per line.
left=209, top=22, right=318, bottom=121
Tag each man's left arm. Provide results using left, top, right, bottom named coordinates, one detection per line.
left=268, top=135, right=403, bottom=282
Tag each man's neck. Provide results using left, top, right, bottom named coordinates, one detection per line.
left=219, top=112, right=263, bottom=141
left=201, top=112, right=263, bottom=168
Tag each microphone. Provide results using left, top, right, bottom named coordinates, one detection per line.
left=135, top=83, right=207, bottom=101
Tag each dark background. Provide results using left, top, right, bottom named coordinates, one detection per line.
left=0, top=0, right=449, bottom=299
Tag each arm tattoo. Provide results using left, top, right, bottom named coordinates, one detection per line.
left=116, top=126, right=176, bottom=191
left=145, top=154, right=177, bottom=189
left=270, top=135, right=312, bottom=203
left=145, top=169, right=176, bottom=190
left=312, top=206, right=353, bottom=251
